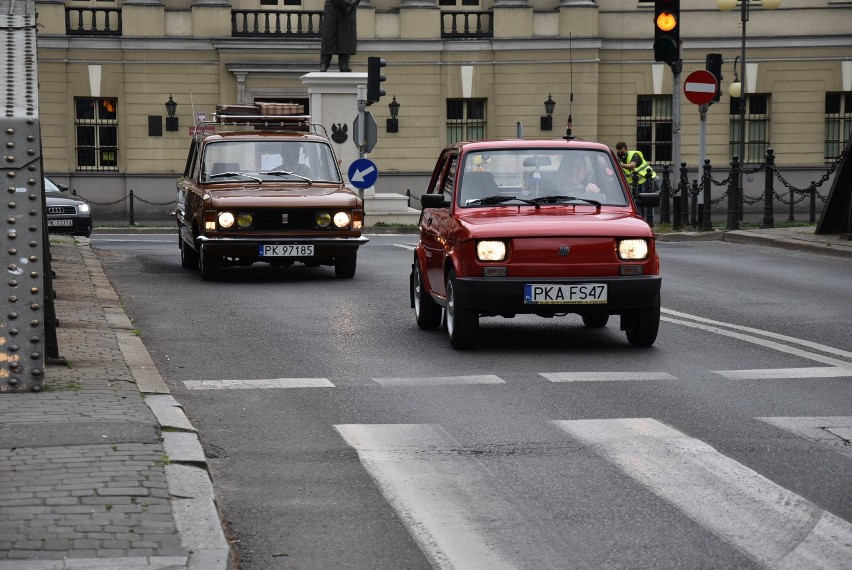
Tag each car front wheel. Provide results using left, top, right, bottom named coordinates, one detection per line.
left=334, top=253, right=357, bottom=279
left=199, top=244, right=221, bottom=281
left=445, top=269, right=478, bottom=349
left=624, top=296, right=660, bottom=347
left=180, top=238, right=199, bottom=269
left=412, top=263, right=442, bottom=330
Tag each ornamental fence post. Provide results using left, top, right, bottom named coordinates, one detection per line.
left=788, top=184, right=795, bottom=222
left=701, top=159, right=712, bottom=231
left=809, top=182, right=816, bottom=223
left=679, top=162, right=689, bottom=229
left=690, top=179, right=699, bottom=227
left=660, top=165, right=670, bottom=225
left=128, top=189, right=136, bottom=226
left=727, top=155, right=740, bottom=230
left=761, top=148, right=775, bottom=228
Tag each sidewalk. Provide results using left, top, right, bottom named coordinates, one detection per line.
left=657, top=225, right=852, bottom=259
left=0, top=238, right=230, bottom=570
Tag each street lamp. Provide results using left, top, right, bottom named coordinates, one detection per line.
left=716, top=0, right=782, bottom=229
left=165, top=95, right=179, bottom=132
left=387, top=96, right=400, bottom=133
left=541, top=94, right=555, bottom=131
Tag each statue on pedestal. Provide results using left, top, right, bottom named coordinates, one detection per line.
left=320, top=0, right=359, bottom=72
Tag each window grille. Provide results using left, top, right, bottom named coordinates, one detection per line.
left=730, top=94, right=769, bottom=164
left=636, top=95, right=672, bottom=164
left=447, top=99, right=486, bottom=145
left=825, top=92, right=852, bottom=162
left=74, top=97, right=118, bottom=171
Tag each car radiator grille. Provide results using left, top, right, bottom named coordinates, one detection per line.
left=251, top=210, right=316, bottom=231
left=47, top=206, right=76, bottom=215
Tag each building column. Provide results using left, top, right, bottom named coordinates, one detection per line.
left=559, top=0, right=598, bottom=37
left=400, top=0, right=439, bottom=40
left=493, top=0, right=533, bottom=39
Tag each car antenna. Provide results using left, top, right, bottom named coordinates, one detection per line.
left=564, top=33, right=575, bottom=141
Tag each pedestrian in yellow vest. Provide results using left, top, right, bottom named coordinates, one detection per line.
left=616, top=141, right=657, bottom=224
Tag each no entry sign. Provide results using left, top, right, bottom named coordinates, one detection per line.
left=684, top=70, right=719, bottom=105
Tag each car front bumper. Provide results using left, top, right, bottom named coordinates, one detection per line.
left=450, top=275, right=661, bottom=315
left=196, top=235, right=369, bottom=259
left=47, top=216, right=93, bottom=237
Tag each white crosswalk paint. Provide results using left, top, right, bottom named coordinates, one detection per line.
left=540, top=371, right=677, bottom=382
left=372, top=374, right=504, bottom=387
left=714, top=367, right=852, bottom=380
left=392, top=243, right=417, bottom=251
left=758, top=416, right=852, bottom=459
left=554, top=418, right=852, bottom=569
left=335, top=423, right=552, bottom=570
left=183, top=378, right=334, bottom=390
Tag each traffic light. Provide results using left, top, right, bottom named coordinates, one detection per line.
left=653, top=0, right=680, bottom=65
left=706, top=53, right=723, bottom=103
left=367, top=56, right=386, bottom=106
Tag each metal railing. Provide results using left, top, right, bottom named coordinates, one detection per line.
left=441, top=11, right=493, bottom=39
left=231, top=9, right=323, bottom=38
left=65, top=7, right=122, bottom=36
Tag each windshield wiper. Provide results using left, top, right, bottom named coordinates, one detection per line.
left=531, top=195, right=601, bottom=208
left=208, top=172, right=262, bottom=183
left=262, top=170, right=313, bottom=185
left=465, top=194, right=540, bottom=208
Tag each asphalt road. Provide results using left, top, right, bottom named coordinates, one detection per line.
left=91, top=234, right=852, bottom=570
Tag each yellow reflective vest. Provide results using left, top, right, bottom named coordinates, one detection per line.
left=621, top=150, right=655, bottom=185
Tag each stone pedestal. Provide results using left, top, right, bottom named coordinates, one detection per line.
left=301, top=72, right=421, bottom=226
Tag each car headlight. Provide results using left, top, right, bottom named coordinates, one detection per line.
left=77, top=204, right=91, bottom=214
left=316, top=211, right=332, bottom=228
left=236, top=212, right=253, bottom=229
left=618, top=239, right=649, bottom=260
left=218, top=211, right=235, bottom=228
left=476, top=240, right=507, bottom=261
left=333, top=211, right=351, bottom=228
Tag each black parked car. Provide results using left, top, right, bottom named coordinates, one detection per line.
left=45, top=177, right=93, bottom=237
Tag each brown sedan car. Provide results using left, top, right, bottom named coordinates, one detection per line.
left=175, top=108, right=367, bottom=280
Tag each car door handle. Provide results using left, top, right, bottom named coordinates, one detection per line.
left=427, top=216, right=433, bottom=225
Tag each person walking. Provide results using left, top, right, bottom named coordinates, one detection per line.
left=320, top=0, right=359, bottom=72
left=615, top=141, right=656, bottom=223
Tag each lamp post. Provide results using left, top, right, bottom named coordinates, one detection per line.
left=717, top=0, right=782, bottom=228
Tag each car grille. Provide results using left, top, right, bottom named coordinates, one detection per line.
left=251, top=210, right=316, bottom=231
left=47, top=206, right=76, bottom=215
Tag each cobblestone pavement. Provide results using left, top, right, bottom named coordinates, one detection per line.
left=0, top=237, right=230, bottom=570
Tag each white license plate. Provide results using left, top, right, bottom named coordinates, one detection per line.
left=258, top=244, right=314, bottom=257
left=524, top=283, right=607, bottom=304
left=48, top=219, right=73, bottom=227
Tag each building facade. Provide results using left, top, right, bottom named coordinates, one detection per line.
left=34, top=0, right=852, bottom=221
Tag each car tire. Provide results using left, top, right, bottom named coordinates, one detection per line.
left=180, top=238, right=199, bottom=269
left=199, top=244, right=221, bottom=281
left=582, top=314, right=609, bottom=328
left=334, top=253, right=357, bottom=279
left=445, top=269, right=478, bottom=349
left=412, top=263, right=442, bottom=330
left=624, top=296, right=660, bottom=347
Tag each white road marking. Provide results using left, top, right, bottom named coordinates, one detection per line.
left=373, top=374, right=504, bottom=387
left=661, top=315, right=852, bottom=370
left=392, top=243, right=417, bottom=251
left=540, top=371, right=677, bottom=382
left=554, top=418, right=852, bottom=569
left=714, top=367, right=852, bottom=380
left=335, top=423, right=546, bottom=570
left=662, top=308, right=852, bottom=361
left=183, top=378, right=334, bottom=390
left=758, top=416, right=852, bottom=459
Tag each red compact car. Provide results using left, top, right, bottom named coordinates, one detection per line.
left=410, top=139, right=661, bottom=349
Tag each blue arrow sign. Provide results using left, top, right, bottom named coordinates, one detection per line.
left=348, top=158, right=379, bottom=190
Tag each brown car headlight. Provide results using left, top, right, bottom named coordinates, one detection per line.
left=236, top=212, right=253, bottom=229
left=316, top=211, right=332, bottom=228
left=218, top=211, right=235, bottom=229
left=618, top=239, right=649, bottom=260
left=333, top=211, right=351, bottom=228
left=476, top=240, right=507, bottom=261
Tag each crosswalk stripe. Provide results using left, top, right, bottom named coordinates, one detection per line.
left=758, top=416, right=852, bottom=459
left=183, top=378, right=334, bottom=390
left=540, top=371, right=676, bottom=382
left=553, top=418, right=852, bottom=568
left=335, top=423, right=532, bottom=570
left=392, top=243, right=417, bottom=251
left=372, top=374, right=504, bottom=387
left=714, top=367, right=852, bottom=380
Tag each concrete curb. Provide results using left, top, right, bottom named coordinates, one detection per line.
left=78, top=240, right=232, bottom=570
left=722, top=230, right=852, bottom=259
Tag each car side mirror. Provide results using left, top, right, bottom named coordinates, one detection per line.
left=636, top=192, right=660, bottom=208
left=420, top=193, right=450, bottom=209
left=57, top=183, right=69, bottom=193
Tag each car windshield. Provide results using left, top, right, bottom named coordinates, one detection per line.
left=44, top=178, right=64, bottom=194
left=202, top=140, right=342, bottom=183
left=458, top=149, right=629, bottom=207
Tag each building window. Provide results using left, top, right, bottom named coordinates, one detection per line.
left=439, top=0, right=481, bottom=6
left=447, top=99, right=486, bottom=145
left=636, top=95, right=672, bottom=164
left=730, top=94, right=769, bottom=164
left=825, top=92, right=852, bottom=162
left=75, top=97, right=118, bottom=171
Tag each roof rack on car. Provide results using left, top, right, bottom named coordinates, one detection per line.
left=192, top=103, right=330, bottom=140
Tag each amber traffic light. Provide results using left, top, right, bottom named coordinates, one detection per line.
left=653, top=0, right=680, bottom=65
